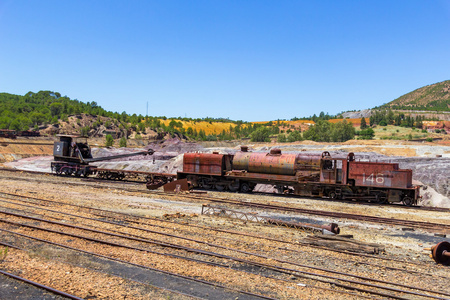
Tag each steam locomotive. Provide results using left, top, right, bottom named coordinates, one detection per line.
left=177, top=146, right=420, bottom=206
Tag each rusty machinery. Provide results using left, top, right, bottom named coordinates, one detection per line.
left=51, top=135, right=153, bottom=177
left=175, top=147, right=421, bottom=206
left=426, top=241, right=450, bottom=266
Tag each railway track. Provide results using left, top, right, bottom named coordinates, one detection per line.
left=146, top=190, right=450, bottom=234
left=0, top=269, right=84, bottom=300
left=1, top=167, right=449, bottom=234
left=0, top=192, right=449, bottom=299
left=2, top=167, right=450, bottom=213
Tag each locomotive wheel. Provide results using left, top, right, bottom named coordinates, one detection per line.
left=228, top=183, right=239, bottom=192
left=240, top=183, right=251, bottom=193
left=431, top=241, right=450, bottom=265
left=215, top=184, right=225, bottom=191
left=328, top=191, right=337, bottom=199
left=201, top=183, right=212, bottom=189
left=62, top=168, right=72, bottom=176
left=402, top=196, right=413, bottom=206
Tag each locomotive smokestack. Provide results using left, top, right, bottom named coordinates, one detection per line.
left=240, top=146, right=248, bottom=152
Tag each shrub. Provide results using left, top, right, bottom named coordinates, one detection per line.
left=105, top=134, right=114, bottom=147
left=277, top=134, right=287, bottom=143
left=250, top=127, right=271, bottom=142
left=119, top=137, right=127, bottom=147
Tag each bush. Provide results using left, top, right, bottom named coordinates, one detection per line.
left=80, top=126, right=90, bottom=137
left=119, top=137, right=127, bottom=147
left=277, top=134, right=287, bottom=143
left=105, top=134, right=114, bottom=147
left=356, top=128, right=375, bottom=140
left=250, top=127, right=271, bottom=142
left=287, top=130, right=302, bottom=142
left=426, top=138, right=433, bottom=142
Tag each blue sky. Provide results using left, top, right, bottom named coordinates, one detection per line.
left=1, top=1, right=449, bottom=121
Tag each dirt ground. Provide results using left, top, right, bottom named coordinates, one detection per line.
left=3, top=136, right=450, bottom=207
left=0, top=170, right=449, bottom=299
left=0, top=137, right=450, bottom=299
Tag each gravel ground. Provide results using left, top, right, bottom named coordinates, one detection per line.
left=0, top=170, right=449, bottom=299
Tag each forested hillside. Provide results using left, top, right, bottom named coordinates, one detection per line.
left=0, top=91, right=124, bottom=131
left=381, top=80, right=450, bottom=111
left=0, top=90, right=361, bottom=143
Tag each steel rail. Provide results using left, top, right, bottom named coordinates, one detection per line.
left=0, top=226, right=417, bottom=300
left=0, top=197, right=435, bottom=278
left=177, top=192, right=450, bottom=232
left=3, top=167, right=450, bottom=213
left=0, top=190, right=437, bottom=269
left=1, top=211, right=448, bottom=300
left=0, top=269, right=84, bottom=300
left=0, top=229, right=274, bottom=300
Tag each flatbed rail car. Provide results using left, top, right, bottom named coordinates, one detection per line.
left=176, top=147, right=421, bottom=206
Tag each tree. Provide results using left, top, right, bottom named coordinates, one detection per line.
left=330, top=120, right=355, bottom=142
left=9, top=119, right=22, bottom=131
left=360, top=117, right=367, bottom=129
left=250, top=127, right=271, bottom=142
left=119, top=136, right=127, bottom=147
left=357, top=128, right=375, bottom=140
left=50, top=102, right=63, bottom=117
left=277, top=134, right=287, bottom=143
left=80, top=126, right=90, bottom=136
left=303, top=120, right=332, bottom=142
left=105, top=134, right=114, bottom=147
left=287, top=130, right=302, bottom=142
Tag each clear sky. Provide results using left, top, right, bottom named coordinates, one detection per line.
left=1, top=1, right=449, bottom=121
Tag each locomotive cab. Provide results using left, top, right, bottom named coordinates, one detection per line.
left=53, top=135, right=93, bottom=164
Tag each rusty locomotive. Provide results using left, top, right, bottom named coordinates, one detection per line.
left=0, top=129, right=40, bottom=138
left=177, top=146, right=420, bottom=206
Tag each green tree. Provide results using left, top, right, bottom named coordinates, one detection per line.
left=50, top=102, right=63, bottom=117
left=357, top=128, right=375, bottom=140
left=360, top=117, right=367, bottom=129
left=80, top=126, right=90, bottom=136
left=303, top=120, right=332, bottom=142
left=277, top=134, right=287, bottom=143
left=330, top=120, right=355, bottom=142
left=9, top=119, right=22, bottom=131
left=119, top=136, right=127, bottom=147
left=250, top=127, right=271, bottom=142
left=105, top=134, right=114, bottom=147
left=287, top=130, right=302, bottom=142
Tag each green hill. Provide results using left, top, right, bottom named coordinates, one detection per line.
left=381, top=80, right=450, bottom=111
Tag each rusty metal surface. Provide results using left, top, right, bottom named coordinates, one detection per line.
left=163, top=178, right=189, bottom=193
left=428, top=241, right=450, bottom=265
left=183, top=153, right=225, bottom=175
left=233, top=151, right=322, bottom=176
left=348, top=161, right=413, bottom=189
left=201, top=204, right=340, bottom=234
